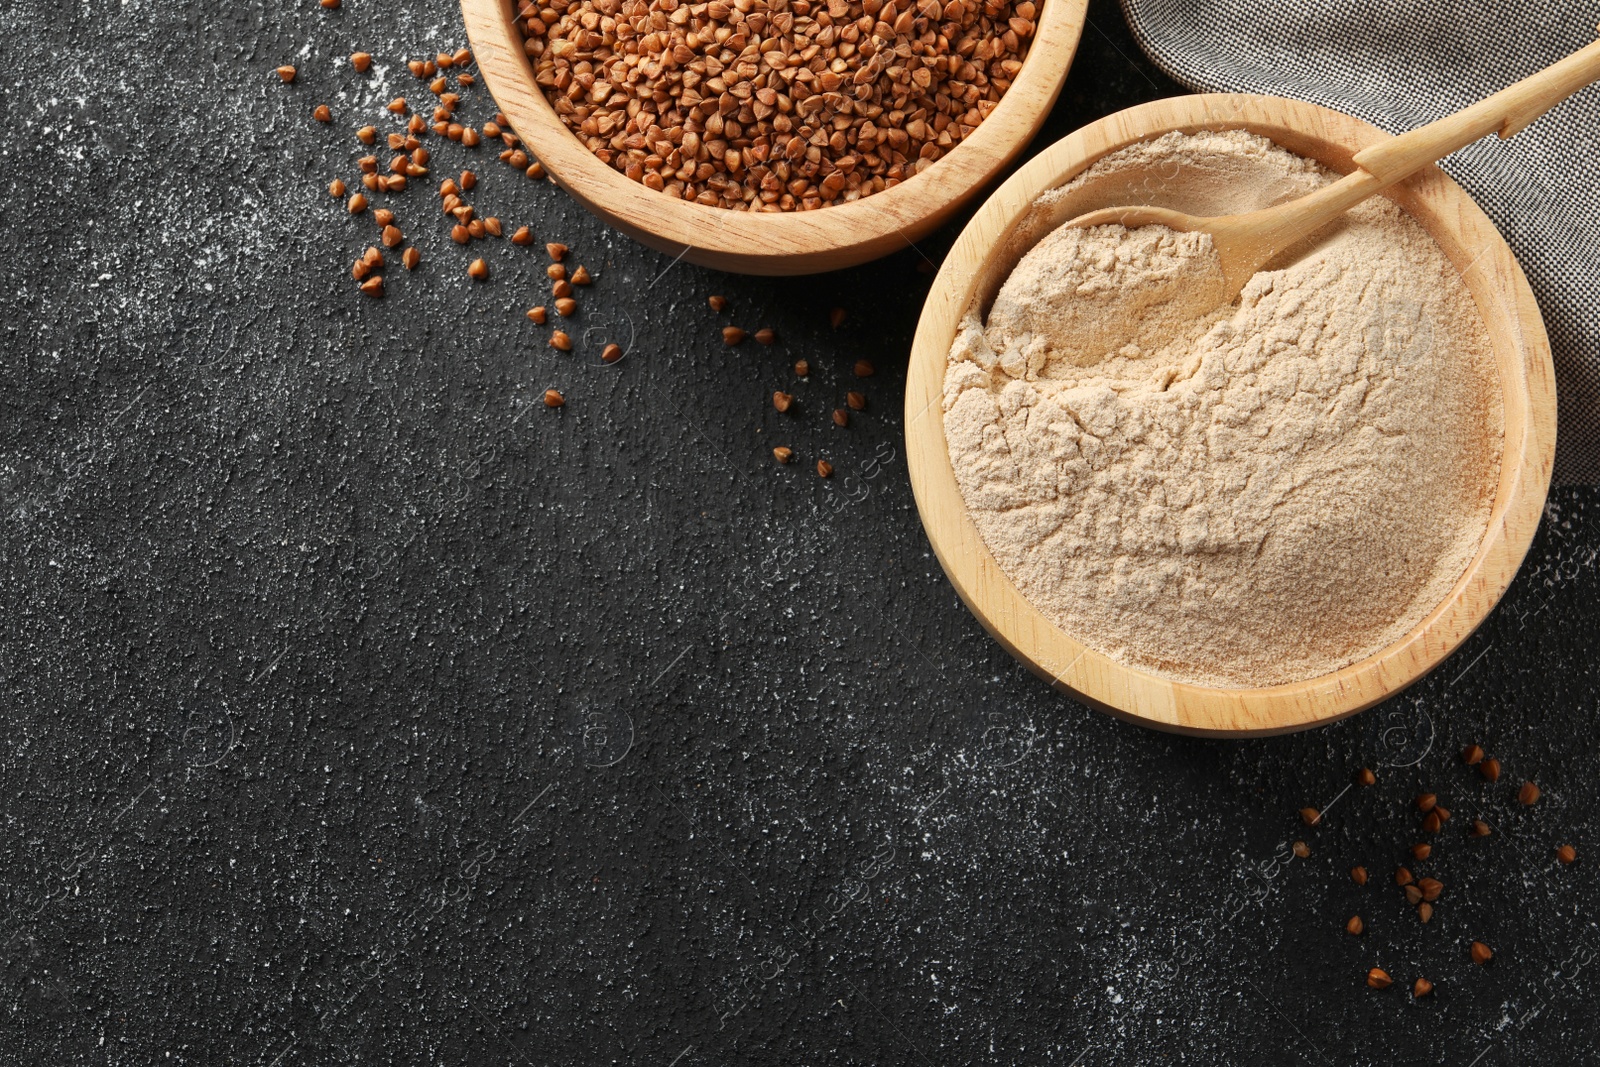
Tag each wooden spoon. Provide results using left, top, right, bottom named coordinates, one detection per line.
left=1064, top=33, right=1600, bottom=299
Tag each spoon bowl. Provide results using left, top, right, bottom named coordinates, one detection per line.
left=1059, top=35, right=1600, bottom=304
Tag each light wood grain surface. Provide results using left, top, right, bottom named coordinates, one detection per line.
left=462, top=0, right=1088, bottom=275
left=904, top=94, right=1557, bottom=736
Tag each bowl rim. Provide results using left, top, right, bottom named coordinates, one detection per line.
left=461, top=0, right=1090, bottom=273
left=903, top=93, right=1557, bottom=736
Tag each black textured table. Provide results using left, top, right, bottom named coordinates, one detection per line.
left=4, top=1, right=1598, bottom=1063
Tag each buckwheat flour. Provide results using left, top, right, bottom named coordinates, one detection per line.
left=943, top=130, right=1504, bottom=688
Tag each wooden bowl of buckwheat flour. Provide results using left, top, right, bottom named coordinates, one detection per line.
left=905, top=94, right=1557, bottom=736
left=462, top=0, right=1089, bottom=274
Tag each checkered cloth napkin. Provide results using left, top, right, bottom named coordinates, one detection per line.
left=1119, top=0, right=1600, bottom=483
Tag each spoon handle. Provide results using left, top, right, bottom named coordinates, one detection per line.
left=1353, top=30, right=1600, bottom=182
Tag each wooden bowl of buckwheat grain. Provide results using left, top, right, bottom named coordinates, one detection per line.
left=462, top=0, right=1089, bottom=273
left=905, top=95, right=1557, bottom=736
